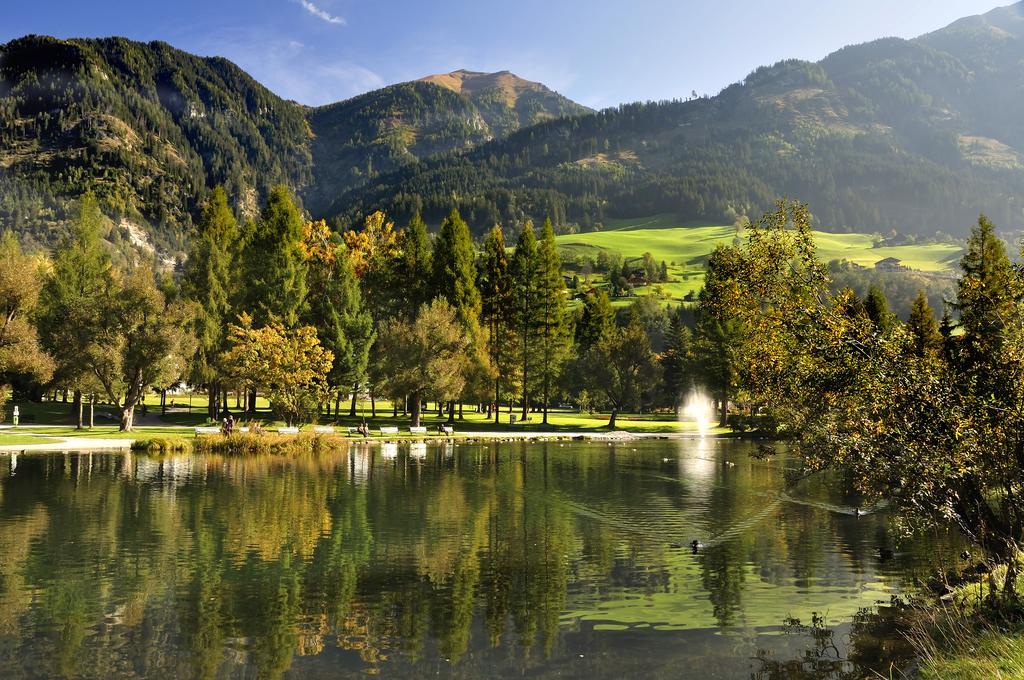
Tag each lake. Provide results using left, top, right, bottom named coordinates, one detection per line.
left=0, top=439, right=961, bottom=679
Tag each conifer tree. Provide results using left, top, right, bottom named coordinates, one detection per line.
left=661, top=311, right=693, bottom=414
left=479, top=225, right=515, bottom=422
left=511, top=220, right=541, bottom=419
left=182, top=187, right=236, bottom=421
left=864, top=285, right=893, bottom=333
left=906, top=289, right=942, bottom=360
left=535, top=219, right=571, bottom=423
left=239, top=185, right=307, bottom=328
left=432, top=209, right=486, bottom=419
left=399, top=212, right=433, bottom=319
left=576, top=289, right=615, bottom=352
left=303, top=220, right=374, bottom=417
left=956, top=215, right=1017, bottom=359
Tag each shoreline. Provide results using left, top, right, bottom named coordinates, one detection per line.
left=0, top=428, right=745, bottom=453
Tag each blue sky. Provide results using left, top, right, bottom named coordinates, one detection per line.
left=1, top=0, right=1005, bottom=108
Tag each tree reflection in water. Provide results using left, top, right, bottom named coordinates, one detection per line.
left=0, top=443, right=953, bottom=679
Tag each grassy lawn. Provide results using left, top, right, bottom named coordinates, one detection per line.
left=0, top=433, right=61, bottom=445
left=557, top=214, right=963, bottom=306
left=7, top=400, right=727, bottom=438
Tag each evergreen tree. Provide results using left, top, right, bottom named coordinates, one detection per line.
left=303, top=220, right=375, bottom=417
left=239, top=185, right=307, bottom=327
left=511, top=220, right=541, bottom=419
left=864, top=285, right=893, bottom=333
left=694, top=245, right=746, bottom=426
left=535, top=219, right=571, bottom=424
left=399, top=212, right=433, bottom=320
left=661, top=310, right=693, bottom=414
left=432, top=209, right=482, bottom=330
left=479, top=225, right=515, bottom=422
left=182, top=186, right=236, bottom=421
left=576, top=289, right=615, bottom=352
left=432, top=208, right=487, bottom=419
left=956, top=215, right=1017, bottom=358
left=907, top=289, right=942, bottom=360
left=939, top=307, right=956, bottom=361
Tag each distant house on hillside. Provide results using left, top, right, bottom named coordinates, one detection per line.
left=874, top=257, right=907, bottom=272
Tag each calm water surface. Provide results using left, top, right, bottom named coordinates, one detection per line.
left=0, top=440, right=960, bottom=679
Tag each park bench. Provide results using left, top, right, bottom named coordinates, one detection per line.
left=236, top=426, right=250, bottom=433
left=313, top=425, right=335, bottom=434
left=346, top=427, right=359, bottom=435
left=440, top=425, right=454, bottom=436
left=408, top=426, right=428, bottom=435
left=195, top=426, right=221, bottom=435
left=379, top=426, right=399, bottom=436
left=277, top=426, right=300, bottom=435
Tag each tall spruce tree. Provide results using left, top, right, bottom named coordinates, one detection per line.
left=399, top=213, right=434, bottom=320
left=535, top=219, right=571, bottom=424
left=239, top=185, right=307, bottom=327
left=432, top=208, right=486, bottom=420
left=956, top=215, right=1017, bottom=359
left=303, top=220, right=374, bottom=417
left=576, top=289, right=616, bottom=352
left=182, top=187, right=236, bottom=421
left=511, top=220, right=541, bottom=419
left=661, top=310, right=693, bottom=415
left=907, top=289, right=943, bottom=360
left=479, top=225, right=515, bottom=422
left=864, top=285, right=894, bottom=333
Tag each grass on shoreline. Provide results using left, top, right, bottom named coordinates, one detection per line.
left=912, top=561, right=1024, bottom=678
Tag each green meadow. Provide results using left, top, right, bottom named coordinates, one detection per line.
left=557, top=214, right=964, bottom=305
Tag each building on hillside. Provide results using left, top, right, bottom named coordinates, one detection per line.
left=874, top=257, right=907, bottom=272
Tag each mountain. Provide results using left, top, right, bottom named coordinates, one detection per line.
left=0, top=36, right=587, bottom=252
left=305, top=70, right=589, bottom=214
left=0, top=35, right=313, bottom=252
left=7, top=4, right=1024, bottom=254
left=333, top=2, right=1024, bottom=237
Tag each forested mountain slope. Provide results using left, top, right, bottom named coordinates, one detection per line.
left=0, top=36, right=586, bottom=252
left=333, top=2, right=1024, bottom=236
left=5, top=3, right=1024, bottom=254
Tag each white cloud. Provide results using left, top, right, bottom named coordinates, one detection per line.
left=296, top=0, right=345, bottom=25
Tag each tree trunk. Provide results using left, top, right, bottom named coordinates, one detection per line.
left=371, top=394, right=376, bottom=418
left=89, top=396, right=94, bottom=429
left=410, top=392, right=422, bottom=428
left=161, top=389, right=167, bottom=416
left=120, top=403, right=135, bottom=432
left=495, top=379, right=501, bottom=424
left=447, top=401, right=456, bottom=425
left=349, top=386, right=358, bottom=418
left=76, top=395, right=84, bottom=430
left=71, top=390, right=81, bottom=417
left=542, top=376, right=549, bottom=425
left=206, top=378, right=217, bottom=421
left=719, top=396, right=728, bottom=428
left=608, top=408, right=618, bottom=430
left=247, top=388, right=257, bottom=416
left=393, top=400, right=398, bottom=418
left=458, top=401, right=463, bottom=420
